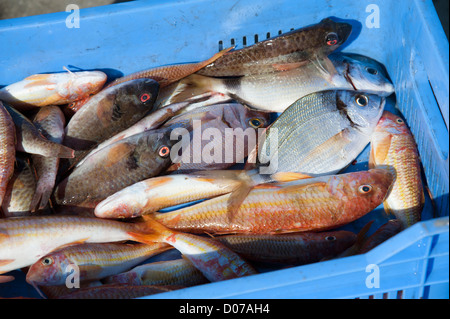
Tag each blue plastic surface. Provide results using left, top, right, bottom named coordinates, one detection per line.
left=0, top=0, right=448, bottom=299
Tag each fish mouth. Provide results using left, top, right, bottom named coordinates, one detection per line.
left=344, top=63, right=357, bottom=90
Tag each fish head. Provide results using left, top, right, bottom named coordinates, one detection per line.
left=375, top=110, right=411, bottom=135
left=316, top=18, right=352, bottom=54
left=113, top=78, right=160, bottom=115
left=58, top=71, right=107, bottom=100
left=338, top=168, right=395, bottom=208
left=337, top=91, right=385, bottom=134
left=135, top=127, right=177, bottom=169
left=26, top=252, right=73, bottom=286
left=317, top=230, right=358, bottom=254
left=221, top=103, right=271, bottom=132
left=343, top=55, right=395, bottom=97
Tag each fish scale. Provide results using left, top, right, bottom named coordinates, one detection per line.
left=259, top=90, right=385, bottom=177
left=369, top=111, right=424, bottom=228
left=153, top=169, right=394, bottom=234
left=0, top=215, right=158, bottom=277
left=26, top=242, right=172, bottom=286
left=215, top=231, right=357, bottom=264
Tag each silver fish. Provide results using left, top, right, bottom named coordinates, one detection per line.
left=162, top=53, right=394, bottom=112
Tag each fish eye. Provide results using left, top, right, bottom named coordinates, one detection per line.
left=249, top=118, right=264, bottom=128
left=396, top=118, right=404, bottom=124
left=41, top=257, right=53, bottom=266
left=325, top=236, right=336, bottom=241
left=365, top=67, right=379, bottom=75
left=358, top=185, right=373, bottom=194
left=355, top=94, right=369, bottom=107
left=140, top=93, right=151, bottom=103
left=326, top=32, right=338, bottom=46
left=158, top=146, right=170, bottom=158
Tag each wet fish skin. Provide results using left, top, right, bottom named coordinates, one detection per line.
left=134, top=217, right=258, bottom=282
left=55, top=284, right=179, bottom=299
left=172, top=53, right=393, bottom=112
left=2, top=103, right=74, bottom=158
left=105, top=46, right=234, bottom=89
left=0, top=215, right=158, bottom=276
left=55, top=127, right=177, bottom=208
left=259, top=90, right=385, bottom=177
left=369, top=110, right=425, bottom=228
left=153, top=169, right=394, bottom=234
left=0, top=71, right=107, bottom=111
left=26, top=242, right=172, bottom=286
left=0, top=101, right=16, bottom=207
left=64, top=78, right=160, bottom=154
left=358, top=219, right=403, bottom=253
left=1, top=156, right=36, bottom=218
left=163, top=103, right=270, bottom=173
left=30, top=106, right=66, bottom=211
left=196, top=18, right=352, bottom=77
left=94, top=174, right=241, bottom=219
left=76, top=92, right=231, bottom=168
left=215, top=230, right=357, bottom=264
left=103, top=258, right=209, bottom=287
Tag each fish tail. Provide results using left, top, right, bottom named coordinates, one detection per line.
left=55, top=144, right=75, bottom=158
left=167, top=74, right=225, bottom=105
left=127, top=216, right=173, bottom=245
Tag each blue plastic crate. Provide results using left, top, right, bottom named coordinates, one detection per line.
left=0, top=0, right=448, bottom=299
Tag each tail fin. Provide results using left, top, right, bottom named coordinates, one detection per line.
left=127, top=216, right=174, bottom=245
left=55, top=144, right=75, bottom=159
left=166, top=74, right=225, bottom=105
left=336, top=220, right=374, bottom=258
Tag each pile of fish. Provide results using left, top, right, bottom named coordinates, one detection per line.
left=0, top=17, right=426, bottom=299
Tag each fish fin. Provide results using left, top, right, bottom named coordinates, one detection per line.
left=167, top=74, right=223, bottom=105
left=253, top=183, right=281, bottom=189
left=353, top=220, right=375, bottom=254
left=370, top=134, right=391, bottom=166
left=55, top=144, right=75, bottom=159
left=191, top=170, right=255, bottom=224
left=127, top=216, right=173, bottom=245
left=272, top=61, right=308, bottom=71
left=198, top=46, right=235, bottom=69
left=425, top=184, right=437, bottom=219
left=226, top=180, right=254, bottom=224
left=382, top=201, right=395, bottom=219
left=337, top=221, right=375, bottom=258
left=311, top=56, right=338, bottom=81
left=0, top=275, right=15, bottom=283
left=271, top=172, right=313, bottom=182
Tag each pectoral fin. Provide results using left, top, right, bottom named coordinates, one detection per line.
left=271, top=172, right=313, bottom=182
